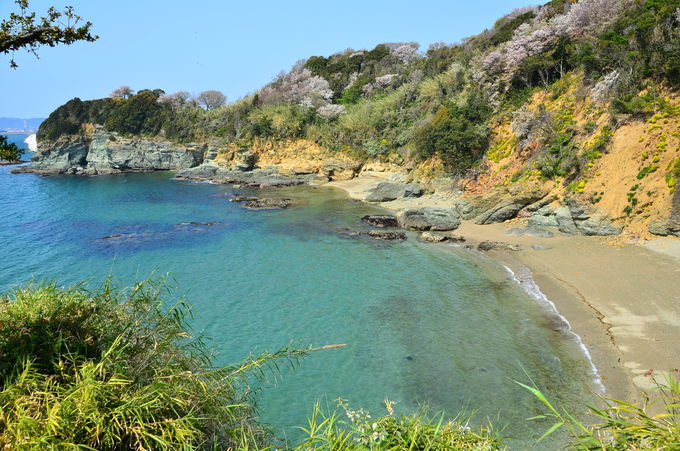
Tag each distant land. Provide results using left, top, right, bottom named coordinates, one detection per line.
left=0, top=117, right=45, bottom=134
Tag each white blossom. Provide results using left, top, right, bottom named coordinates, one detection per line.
left=392, top=43, right=420, bottom=63
left=591, top=70, right=621, bottom=104
left=316, top=103, right=346, bottom=121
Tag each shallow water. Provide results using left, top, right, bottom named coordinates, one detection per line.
left=1, top=135, right=596, bottom=447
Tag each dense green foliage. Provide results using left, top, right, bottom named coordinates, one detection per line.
left=0, top=281, right=308, bottom=450
left=0, top=135, right=21, bottom=161
left=37, top=0, right=680, bottom=176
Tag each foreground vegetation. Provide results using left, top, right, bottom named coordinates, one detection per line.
left=1, top=281, right=679, bottom=449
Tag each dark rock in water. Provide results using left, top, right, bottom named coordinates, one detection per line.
left=477, top=241, right=520, bottom=252
left=229, top=195, right=258, bottom=203
left=405, top=356, right=414, bottom=361
left=242, top=198, right=294, bottom=210
left=420, top=232, right=466, bottom=243
left=367, top=230, right=406, bottom=241
left=364, top=182, right=423, bottom=202
left=398, top=208, right=461, bottom=231
left=336, top=227, right=406, bottom=241
left=546, top=314, right=570, bottom=331
left=176, top=221, right=222, bottom=227
left=101, top=234, right=123, bottom=240
left=361, top=215, right=399, bottom=228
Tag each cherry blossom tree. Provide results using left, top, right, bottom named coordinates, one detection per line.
left=109, top=86, right=134, bottom=99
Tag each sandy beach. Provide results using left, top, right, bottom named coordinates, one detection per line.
left=326, top=174, right=680, bottom=402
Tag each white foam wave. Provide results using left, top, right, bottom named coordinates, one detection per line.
left=503, top=264, right=606, bottom=394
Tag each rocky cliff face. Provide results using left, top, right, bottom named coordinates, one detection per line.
left=15, top=126, right=204, bottom=175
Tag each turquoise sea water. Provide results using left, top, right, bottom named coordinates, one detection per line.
left=1, top=135, right=596, bottom=447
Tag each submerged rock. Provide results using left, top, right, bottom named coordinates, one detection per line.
left=367, top=230, right=407, bottom=241
left=397, top=208, right=461, bottom=231
left=175, top=221, right=222, bottom=227
left=361, top=215, right=399, bottom=228
left=364, top=182, right=423, bottom=202
left=241, top=198, right=294, bottom=210
left=477, top=241, right=520, bottom=252
left=229, top=195, right=258, bottom=203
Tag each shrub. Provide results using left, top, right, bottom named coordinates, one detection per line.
left=0, top=135, right=21, bottom=161
left=414, top=99, right=490, bottom=172
left=0, top=280, right=308, bottom=450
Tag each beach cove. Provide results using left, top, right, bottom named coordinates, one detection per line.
left=328, top=174, right=680, bottom=403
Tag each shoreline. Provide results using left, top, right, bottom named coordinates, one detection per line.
left=324, top=174, right=680, bottom=402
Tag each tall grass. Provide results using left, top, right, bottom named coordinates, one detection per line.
left=0, top=279, right=310, bottom=450
left=293, top=399, right=501, bottom=450
left=521, top=374, right=680, bottom=449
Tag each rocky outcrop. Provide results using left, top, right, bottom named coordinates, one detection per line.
left=397, top=208, right=461, bottom=231
left=648, top=188, right=680, bottom=237
left=175, top=163, right=312, bottom=188
left=453, top=186, right=546, bottom=223
left=14, top=126, right=204, bottom=175
left=551, top=199, right=622, bottom=236
left=364, top=182, right=423, bottom=202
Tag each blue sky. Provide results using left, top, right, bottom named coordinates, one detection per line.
left=1, top=0, right=534, bottom=117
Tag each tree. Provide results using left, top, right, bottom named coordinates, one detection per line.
left=109, top=85, right=134, bottom=99
left=196, top=90, right=226, bottom=110
left=158, top=91, right=192, bottom=109
left=0, top=135, right=21, bottom=161
left=0, top=0, right=97, bottom=68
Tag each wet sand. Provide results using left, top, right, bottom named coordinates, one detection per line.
left=326, top=175, right=680, bottom=402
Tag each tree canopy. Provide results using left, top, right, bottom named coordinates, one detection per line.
left=0, top=0, right=97, bottom=68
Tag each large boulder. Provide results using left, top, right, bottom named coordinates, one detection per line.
left=454, top=186, right=545, bottom=223
left=575, top=214, right=623, bottom=236
left=364, top=182, right=423, bottom=202
left=555, top=206, right=580, bottom=235
left=421, top=232, right=466, bottom=243
left=397, top=208, right=461, bottom=231
left=474, top=189, right=546, bottom=225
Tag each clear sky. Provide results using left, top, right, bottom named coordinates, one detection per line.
left=1, top=0, right=534, bottom=118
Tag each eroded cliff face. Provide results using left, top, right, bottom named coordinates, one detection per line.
left=15, top=126, right=204, bottom=175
